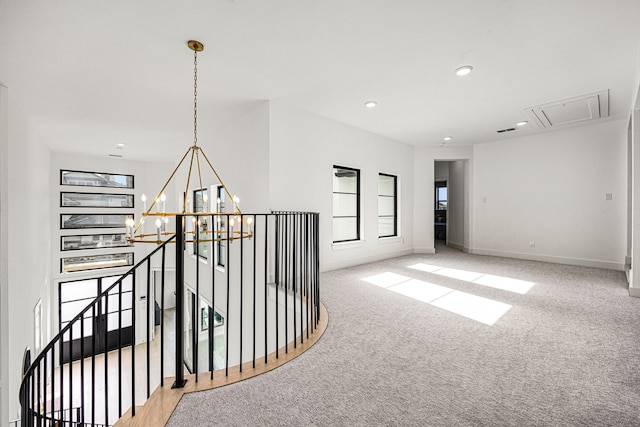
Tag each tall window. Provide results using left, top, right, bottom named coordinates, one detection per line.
left=378, top=173, right=397, bottom=238
left=193, top=188, right=209, bottom=259
left=216, top=186, right=226, bottom=268
left=333, top=166, right=360, bottom=242
left=435, top=181, right=447, bottom=210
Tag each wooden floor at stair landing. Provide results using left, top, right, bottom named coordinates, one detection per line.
left=114, top=303, right=328, bottom=427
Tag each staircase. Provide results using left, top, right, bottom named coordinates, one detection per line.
left=18, top=212, right=321, bottom=427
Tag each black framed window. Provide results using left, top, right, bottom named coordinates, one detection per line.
left=216, top=186, right=226, bottom=268
left=435, top=181, right=447, bottom=210
left=378, top=173, right=397, bottom=238
left=333, top=166, right=360, bottom=243
left=60, top=170, right=134, bottom=189
left=193, top=188, right=209, bottom=260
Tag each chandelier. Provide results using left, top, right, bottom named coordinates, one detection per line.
left=125, top=40, right=252, bottom=244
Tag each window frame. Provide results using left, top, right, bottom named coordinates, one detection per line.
left=332, top=165, right=361, bottom=243
left=215, top=185, right=226, bottom=268
left=378, top=173, right=398, bottom=238
left=192, top=188, right=209, bottom=260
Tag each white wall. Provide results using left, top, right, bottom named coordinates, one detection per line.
left=473, top=120, right=627, bottom=270
left=0, top=84, right=9, bottom=426
left=0, top=90, right=52, bottom=423
left=269, top=102, right=415, bottom=271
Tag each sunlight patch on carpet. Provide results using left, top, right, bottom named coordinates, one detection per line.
left=408, top=263, right=535, bottom=294
left=362, top=273, right=512, bottom=325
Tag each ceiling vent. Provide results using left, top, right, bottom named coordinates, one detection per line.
left=524, top=90, right=609, bottom=128
left=497, top=127, right=517, bottom=133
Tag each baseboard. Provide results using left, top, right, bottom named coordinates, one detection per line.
left=322, top=248, right=414, bottom=272
left=469, top=247, right=625, bottom=271
left=413, top=247, right=436, bottom=254
left=447, top=242, right=463, bottom=252
left=629, top=286, right=640, bottom=298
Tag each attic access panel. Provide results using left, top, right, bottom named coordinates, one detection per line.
left=525, top=90, right=609, bottom=128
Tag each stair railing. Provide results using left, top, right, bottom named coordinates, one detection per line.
left=18, top=211, right=320, bottom=427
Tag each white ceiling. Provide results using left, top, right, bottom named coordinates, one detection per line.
left=1, top=0, right=640, bottom=162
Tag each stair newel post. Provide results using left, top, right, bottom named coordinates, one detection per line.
left=172, top=214, right=187, bottom=388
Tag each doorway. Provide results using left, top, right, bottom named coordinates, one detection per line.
left=434, top=160, right=468, bottom=251
left=59, top=274, right=134, bottom=363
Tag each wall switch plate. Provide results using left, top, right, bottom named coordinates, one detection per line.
left=529, top=241, right=535, bottom=247
left=606, top=193, right=613, bottom=201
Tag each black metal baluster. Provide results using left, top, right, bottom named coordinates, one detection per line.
left=264, top=215, right=268, bottom=364
left=316, top=213, right=321, bottom=323
left=105, top=291, right=109, bottom=427
left=91, top=304, right=96, bottom=426
left=293, top=214, right=297, bottom=348
left=195, top=216, right=200, bottom=381
left=131, top=273, right=136, bottom=416
left=36, top=363, right=40, bottom=427
left=240, top=215, right=244, bottom=373
left=299, top=213, right=304, bottom=342
left=59, top=329, right=64, bottom=426
left=146, top=259, right=151, bottom=396
left=161, top=244, right=166, bottom=387
left=304, top=214, right=310, bottom=337
left=285, top=214, right=289, bottom=354
left=118, top=279, right=123, bottom=417
left=68, top=326, right=72, bottom=424
left=275, top=214, right=279, bottom=359
left=210, top=214, right=215, bottom=380
left=173, top=214, right=187, bottom=389
left=225, top=214, right=230, bottom=376
left=80, top=309, right=85, bottom=423
left=252, top=214, right=257, bottom=368
left=42, top=354, right=47, bottom=425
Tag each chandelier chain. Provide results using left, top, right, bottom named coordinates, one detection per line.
left=193, top=49, right=198, bottom=147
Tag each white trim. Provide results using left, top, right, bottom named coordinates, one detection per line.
left=413, top=247, right=436, bottom=254
left=332, top=240, right=365, bottom=251
left=378, top=236, right=403, bottom=245
left=323, top=248, right=413, bottom=272
left=469, top=247, right=624, bottom=271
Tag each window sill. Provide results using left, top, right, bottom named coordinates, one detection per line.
left=378, top=236, right=402, bottom=245
left=332, top=240, right=365, bottom=251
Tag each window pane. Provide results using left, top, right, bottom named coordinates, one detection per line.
left=62, top=233, right=128, bottom=251
left=333, top=168, right=358, bottom=193
left=333, top=193, right=358, bottom=217
left=378, top=196, right=395, bottom=216
left=61, top=214, right=131, bottom=229
left=107, top=309, right=132, bottom=331
left=103, top=274, right=133, bottom=292
left=61, top=299, right=95, bottom=323
left=378, top=217, right=396, bottom=237
left=333, top=217, right=358, bottom=242
left=61, top=192, right=134, bottom=208
left=378, top=175, right=395, bottom=196
left=106, top=292, right=133, bottom=312
left=60, top=279, right=98, bottom=302
left=62, top=317, right=94, bottom=340
left=62, top=252, right=134, bottom=273
left=61, top=170, right=134, bottom=189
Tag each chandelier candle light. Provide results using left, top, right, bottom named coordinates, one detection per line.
left=126, top=40, right=252, bottom=244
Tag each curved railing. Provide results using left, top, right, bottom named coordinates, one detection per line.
left=19, top=212, right=320, bottom=427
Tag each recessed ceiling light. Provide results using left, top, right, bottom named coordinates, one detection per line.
left=116, top=143, right=126, bottom=149
left=443, top=136, right=452, bottom=141
left=364, top=101, right=377, bottom=108
left=516, top=121, right=528, bottom=127
left=455, top=65, right=473, bottom=76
